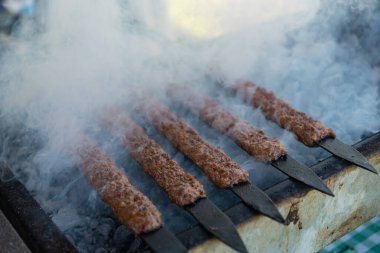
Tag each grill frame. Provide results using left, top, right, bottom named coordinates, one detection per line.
left=0, top=164, right=78, bottom=253
left=179, top=131, right=380, bottom=251
left=0, top=132, right=379, bottom=252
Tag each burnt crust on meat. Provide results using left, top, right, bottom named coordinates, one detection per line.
left=137, top=100, right=249, bottom=188
left=168, top=86, right=287, bottom=162
left=101, top=108, right=206, bottom=206
left=229, top=121, right=287, bottom=162
left=233, top=81, right=336, bottom=147
left=76, top=135, right=162, bottom=235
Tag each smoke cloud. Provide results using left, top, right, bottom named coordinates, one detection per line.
left=0, top=0, right=379, bottom=251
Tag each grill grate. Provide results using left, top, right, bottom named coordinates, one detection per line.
left=0, top=132, right=379, bottom=252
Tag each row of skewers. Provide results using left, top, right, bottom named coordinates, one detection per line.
left=74, top=80, right=377, bottom=253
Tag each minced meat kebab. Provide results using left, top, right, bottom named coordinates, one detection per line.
left=137, top=98, right=249, bottom=188
left=100, top=108, right=206, bottom=206
left=233, top=81, right=335, bottom=146
left=168, top=85, right=287, bottom=162
left=76, top=135, right=162, bottom=234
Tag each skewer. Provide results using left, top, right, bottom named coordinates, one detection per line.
left=186, top=198, right=248, bottom=253
left=231, top=81, right=377, bottom=174
left=100, top=109, right=248, bottom=253
left=75, top=134, right=186, bottom=253
left=135, top=98, right=285, bottom=224
left=317, top=138, right=377, bottom=174
left=141, top=227, right=188, bottom=253
left=167, top=85, right=333, bottom=197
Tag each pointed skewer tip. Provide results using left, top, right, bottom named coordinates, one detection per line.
left=231, top=183, right=286, bottom=224
left=187, top=198, right=248, bottom=253
left=362, top=164, right=378, bottom=174
left=271, top=156, right=334, bottom=197
left=317, top=138, right=378, bottom=175
left=322, top=187, right=335, bottom=197
left=271, top=211, right=286, bottom=224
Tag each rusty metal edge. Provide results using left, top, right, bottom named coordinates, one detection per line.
left=176, top=131, right=380, bottom=249
left=0, top=165, right=78, bottom=253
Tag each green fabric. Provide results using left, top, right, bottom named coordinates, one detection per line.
left=320, top=216, right=380, bottom=253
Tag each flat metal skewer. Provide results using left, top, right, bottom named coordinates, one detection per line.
left=186, top=198, right=248, bottom=253
left=317, top=137, right=377, bottom=174
left=141, top=226, right=188, bottom=253
left=271, top=155, right=334, bottom=197
left=231, top=182, right=285, bottom=224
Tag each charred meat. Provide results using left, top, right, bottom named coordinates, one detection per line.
left=76, top=135, right=162, bottom=235
left=168, top=86, right=287, bottom=162
left=137, top=99, right=249, bottom=188
left=100, top=108, right=206, bottom=206
left=233, top=81, right=335, bottom=146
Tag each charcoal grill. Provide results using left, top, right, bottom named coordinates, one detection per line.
left=0, top=1, right=379, bottom=252
left=1, top=130, right=379, bottom=253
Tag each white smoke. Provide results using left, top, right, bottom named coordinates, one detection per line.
left=0, top=0, right=379, bottom=251
left=201, top=0, right=380, bottom=145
